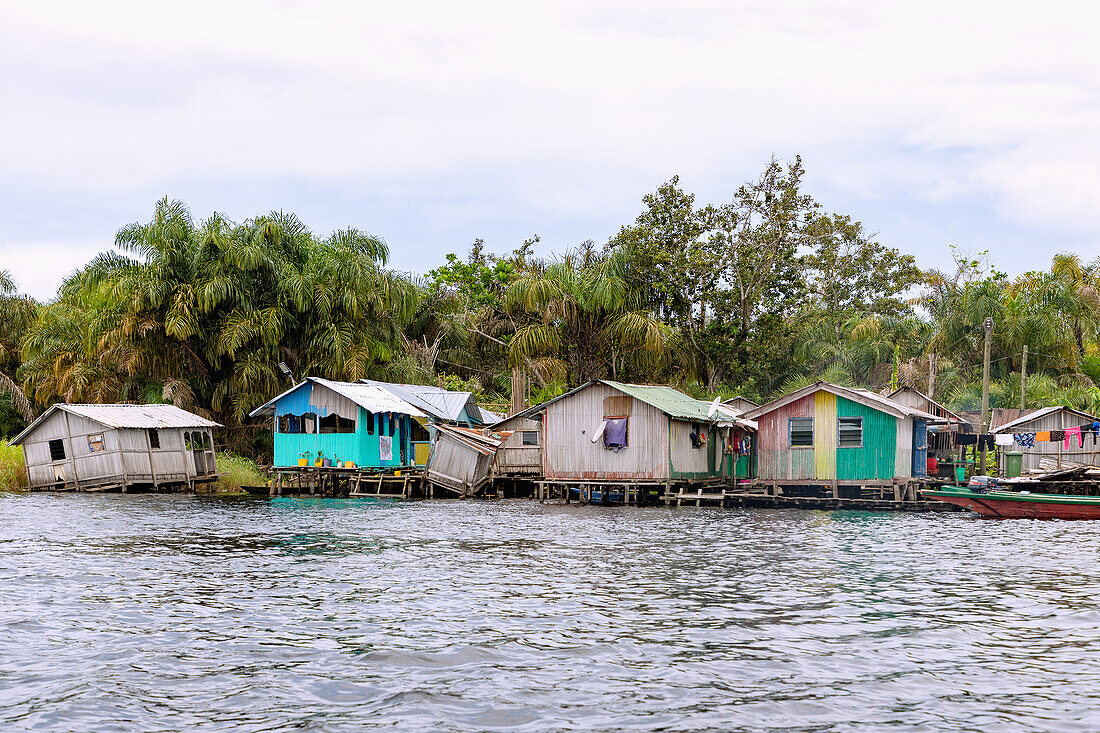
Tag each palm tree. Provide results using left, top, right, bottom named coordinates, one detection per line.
left=505, top=246, right=668, bottom=386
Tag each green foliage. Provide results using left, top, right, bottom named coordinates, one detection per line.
left=210, top=452, right=267, bottom=494
left=8, top=160, right=1100, bottom=470
left=0, top=440, right=27, bottom=490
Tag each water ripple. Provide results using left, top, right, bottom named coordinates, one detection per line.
left=1, top=493, right=1100, bottom=731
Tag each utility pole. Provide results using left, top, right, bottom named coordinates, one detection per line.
left=928, top=353, right=935, bottom=399
left=980, top=317, right=993, bottom=474
left=1020, top=345, right=1028, bottom=410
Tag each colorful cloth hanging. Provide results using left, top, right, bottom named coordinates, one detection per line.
left=1050, top=430, right=1066, bottom=442
left=1036, top=431, right=1052, bottom=442
left=1065, top=426, right=1083, bottom=448
left=1014, top=432, right=1036, bottom=448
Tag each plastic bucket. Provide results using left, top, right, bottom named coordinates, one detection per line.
left=955, top=464, right=966, bottom=483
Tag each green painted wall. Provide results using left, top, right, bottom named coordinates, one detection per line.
left=835, top=396, right=897, bottom=481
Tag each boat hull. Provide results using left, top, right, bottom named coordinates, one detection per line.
left=922, top=487, right=1100, bottom=519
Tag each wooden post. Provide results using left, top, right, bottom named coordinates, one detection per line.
left=928, top=352, right=935, bottom=399
left=980, top=317, right=993, bottom=474
left=1020, top=345, right=1028, bottom=409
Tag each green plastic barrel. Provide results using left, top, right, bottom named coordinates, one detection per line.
left=955, top=464, right=966, bottom=483
left=1005, top=451, right=1024, bottom=479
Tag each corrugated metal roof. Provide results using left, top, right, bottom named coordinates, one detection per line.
left=991, top=405, right=1099, bottom=433
left=360, top=380, right=477, bottom=423
left=248, top=378, right=427, bottom=418
left=743, top=382, right=943, bottom=422
left=601, top=380, right=715, bottom=421
left=11, top=403, right=221, bottom=445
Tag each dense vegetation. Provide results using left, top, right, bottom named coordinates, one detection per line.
left=3, top=157, right=1100, bottom=457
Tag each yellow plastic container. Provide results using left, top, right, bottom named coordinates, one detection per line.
left=314, top=459, right=323, bottom=467
left=344, top=461, right=355, bottom=468
left=298, top=458, right=307, bottom=466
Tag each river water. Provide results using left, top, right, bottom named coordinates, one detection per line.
left=1, top=493, right=1099, bottom=732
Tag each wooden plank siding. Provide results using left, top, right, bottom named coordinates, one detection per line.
left=542, top=382, right=668, bottom=480
left=835, top=396, right=899, bottom=481
left=757, top=391, right=914, bottom=483
left=756, top=394, right=816, bottom=481
left=994, top=409, right=1100, bottom=473
left=668, top=419, right=714, bottom=480
left=813, top=391, right=837, bottom=480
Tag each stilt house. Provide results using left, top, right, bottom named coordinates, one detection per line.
left=359, top=380, right=493, bottom=465
left=487, top=409, right=543, bottom=479
left=989, top=405, right=1100, bottom=474
left=743, top=383, right=943, bottom=485
left=11, top=403, right=221, bottom=491
left=249, top=378, right=428, bottom=469
left=531, top=380, right=752, bottom=485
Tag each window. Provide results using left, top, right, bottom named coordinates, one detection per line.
left=789, top=417, right=814, bottom=447
left=838, top=417, right=863, bottom=448
left=521, top=430, right=539, bottom=446
left=88, top=433, right=105, bottom=453
left=148, top=429, right=160, bottom=449
left=690, top=422, right=706, bottom=449
left=49, top=439, right=66, bottom=461
left=366, top=411, right=375, bottom=435
left=319, top=414, right=355, bottom=434
left=603, top=417, right=628, bottom=450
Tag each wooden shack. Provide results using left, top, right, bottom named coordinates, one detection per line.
left=534, top=380, right=735, bottom=488
left=249, top=378, right=427, bottom=470
left=360, top=379, right=493, bottom=465
left=11, top=403, right=221, bottom=491
left=989, top=405, right=1100, bottom=474
left=887, top=387, right=967, bottom=424
left=721, top=396, right=759, bottom=415
left=489, top=409, right=543, bottom=478
left=423, top=424, right=507, bottom=497
left=743, top=382, right=942, bottom=486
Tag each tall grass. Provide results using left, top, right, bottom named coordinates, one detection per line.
left=0, top=440, right=28, bottom=490
left=209, top=451, right=267, bottom=494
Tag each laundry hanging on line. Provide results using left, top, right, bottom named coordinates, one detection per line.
left=994, top=434, right=1014, bottom=447
left=1014, top=432, right=1036, bottom=448
left=1065, top=426, right=1083, bottom=449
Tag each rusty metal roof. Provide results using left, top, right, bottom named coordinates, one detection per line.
left=11, top=403, right=220, bottom=445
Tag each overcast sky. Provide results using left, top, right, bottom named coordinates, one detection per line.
left=2, top=1, right=1098, bottom=299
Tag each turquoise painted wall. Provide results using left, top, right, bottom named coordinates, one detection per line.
left=272, top=404, right=413, bottom=469
left=835, top=396, right=897, bottom=481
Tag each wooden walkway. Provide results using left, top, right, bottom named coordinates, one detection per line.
left=267, top=466, right=424, bottom=499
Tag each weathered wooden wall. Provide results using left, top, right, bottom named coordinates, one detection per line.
left=997, top=410, right=1100, bottom=472
left=492, top=415, right=541, bottom=476
left=543, top=382, right=668, bottom=481
left=756, top=394, right=815, bottom=481
left=757, top=392, right=908, bottom=483
left=22, top=412, right=214, bottom=490
left=425, top=434, right=491, bottom=492
left=835, top=396, right=901, bottom=481
left=668, top=419, right=714, bottom=479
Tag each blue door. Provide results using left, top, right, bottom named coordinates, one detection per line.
left=912, top=419, right=927, bottom=476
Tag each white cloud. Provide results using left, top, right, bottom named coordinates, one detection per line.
left=2, top=0, right=1100, bottom=298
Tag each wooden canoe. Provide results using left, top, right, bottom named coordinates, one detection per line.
left=922, top=486, right=1100, bottom=519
